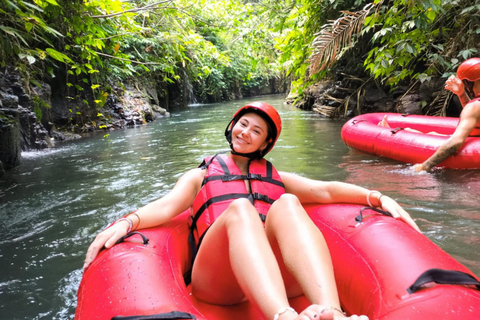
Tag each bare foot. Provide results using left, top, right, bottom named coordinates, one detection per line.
left=377, top=115, right=390, bottom=128
left=295, top=305, right=369, bottom=320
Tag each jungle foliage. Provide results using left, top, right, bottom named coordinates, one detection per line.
left=304, top=0, right=480, bottom=114
left=1, top=0, right=479, bottom=117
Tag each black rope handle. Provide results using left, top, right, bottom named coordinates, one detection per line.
left=355, top=206, right=393, bottom=223
left=390, top=127, right=404, bottom=134
left=351, top=119, right=366, bottom=125
left=112, top=311, right=196, bottom=319
left=407, top=268, right=480, bottom=294
left=115, top=231, right=149, bottom=245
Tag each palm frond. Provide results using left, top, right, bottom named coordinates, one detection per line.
left=424, top=90, right=452, bottom=116
left=309, top=3, right=375, bottom=75
left=312, top=104, right=337, bottom=118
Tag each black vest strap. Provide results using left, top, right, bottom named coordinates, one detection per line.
left=202, top=173, right=284, bottom=187
left=216, top=154, right=230, bottom=174
left=191, top=193, right=251, bottom=231
left=190, top=155, right=284, bottom=266
left=251, top=192, right=275, bottom=204
left=266, top=160, right=273, bottom=178
left=192, top=193, right=277, bottom=228
left=112, top=311, right=196, bottom=319
left=200, top=155, right=284, bottom=188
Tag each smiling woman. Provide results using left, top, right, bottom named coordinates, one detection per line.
left=79, top=102, right=425, bottom=320
left=225, top=102, right=282, bottom=160
left=2, top=96, right=479, bottom=319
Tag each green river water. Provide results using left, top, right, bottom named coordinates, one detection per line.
left=0, top=94, right=479, bottom=319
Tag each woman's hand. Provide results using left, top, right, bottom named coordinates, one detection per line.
left=83, top=220, right=130, bottom=270
left=379, top=195, right=421, bottom=232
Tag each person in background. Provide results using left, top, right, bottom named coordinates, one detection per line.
left=83, top=102, right=420, bottom=320
left=414, top=58, right=480, bottom=172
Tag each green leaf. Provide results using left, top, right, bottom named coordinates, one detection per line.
left=25, top=22, right=33, bottom=32
left=44, top=0, right=60, bottom=6
left=21, top=2, right=43, bottom=12
left=46, top=48, right=73, bottom=63
left=0, top=26, right=29, bottom=45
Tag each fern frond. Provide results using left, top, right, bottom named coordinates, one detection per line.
left=424, top=90, right=452, bottom=116
left=309, top=3, right=375, bottom=75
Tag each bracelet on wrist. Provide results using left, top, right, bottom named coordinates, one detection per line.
left=126, top=211, right=141, bottom=230
left=367, top=190, right=382, bottom=207
left=115, top=217, right=133, bottom=233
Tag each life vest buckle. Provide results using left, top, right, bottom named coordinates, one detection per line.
left=247, top=173, right=262, bottom=180
left=252, top=193, right=273, bottom=203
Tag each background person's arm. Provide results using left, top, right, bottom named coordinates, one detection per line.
left=415, top=103, right=480, bottom=172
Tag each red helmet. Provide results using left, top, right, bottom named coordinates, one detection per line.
left=457, top=58, right=480, bottom=81
left=225, top=102, right=282, bottom=158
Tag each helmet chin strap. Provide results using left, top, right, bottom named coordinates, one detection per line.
left=229, top=143, right=263, bottom=160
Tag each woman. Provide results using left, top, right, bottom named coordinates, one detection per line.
left=83, top=102, right=420, bottom=320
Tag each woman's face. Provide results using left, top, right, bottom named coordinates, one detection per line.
left=231, top=113, right=269, bottom=154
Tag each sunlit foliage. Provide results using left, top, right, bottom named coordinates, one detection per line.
left=1, top=0, right=479, bottom=114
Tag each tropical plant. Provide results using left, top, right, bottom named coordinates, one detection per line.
left=309, top=3, right=374, bottom=74
left=274, top=0, right=368, bottom=98
left=1, top=0, right=288, bottom=128
left=305, top=0, right=480, bottom=115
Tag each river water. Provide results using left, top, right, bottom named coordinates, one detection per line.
left=0, top=94, right=479, bottom=319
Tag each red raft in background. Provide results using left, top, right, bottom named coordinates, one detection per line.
left=75, top=205, right=480, bottom=320
left=341, top=113, right=480, bottom=169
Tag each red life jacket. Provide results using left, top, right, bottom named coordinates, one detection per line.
left=190, top=154, right=285, bottom=248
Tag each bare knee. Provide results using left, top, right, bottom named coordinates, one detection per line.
left=270, top=193, right=302, bottom=213
left=223, top=198, right=261, bottom=225
left=267, top=193, right=306, bottom=225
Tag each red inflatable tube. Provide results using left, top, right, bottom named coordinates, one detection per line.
left=75, top=205, right=480, bottom=319
left=341, top=113, right=480, bottom=169
left=75, top=211, right=308, bottom=320
left=306, top=204, right=480, bottom=319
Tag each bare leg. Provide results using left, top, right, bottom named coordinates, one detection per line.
left=265, top=194, right=340, bottom=308
left=192, top=196, right=368, bottom=320
left=266, top=194, right=369, bottom=320
left=191, top=198, right=293, bottom=319
left=378, top=115, right=437, bottom=135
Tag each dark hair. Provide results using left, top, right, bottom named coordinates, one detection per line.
left=463, top=79, right=475, bottom=99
